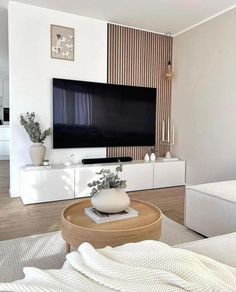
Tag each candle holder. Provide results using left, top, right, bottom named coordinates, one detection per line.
left=160, top=118, right=175, bottom=159
left=160, top=143, right=174, bottom=159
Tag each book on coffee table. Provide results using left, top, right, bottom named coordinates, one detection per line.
left=84, top=207, right=138, bottom=224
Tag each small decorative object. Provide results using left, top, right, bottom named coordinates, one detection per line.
left=150, top=152, right=156, bottom=161
left=42, top=160, right=50, bottom=166
left=69, top=154, right=77, bottom=164
left=64, top=160, right=72, bottom=167
left=20, top=112, right=51, bottom=166
left=165, top=151, right=172, bottom=159
left=161, top=118, right=175, bottom=144
left=51, top=24, right=74, bottom=61
left=161, top=118, right=175, bottom=158
left=144, top=153, right=150, bottom=161
left=64, top=154, right=76, bottom=166
left=87, top=163, right=130, bottom=213
left=149, top=146, right=157, bottom=162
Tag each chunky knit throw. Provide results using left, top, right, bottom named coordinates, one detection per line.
left=0, top=240, right=236, bottom=291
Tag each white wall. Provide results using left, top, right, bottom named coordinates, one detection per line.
left=0, top=8, right=9, bottom=122
left=9, top=2, right=107, bottom=196
left=0, top=8, right=8, bottom=77
left=172, top=8, right=236, bottom=185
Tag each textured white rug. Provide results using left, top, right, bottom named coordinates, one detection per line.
left=0, top=215, right=203, bottom=283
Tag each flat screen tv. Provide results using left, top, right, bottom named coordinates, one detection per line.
left=53, top=78, right=156, bottom=148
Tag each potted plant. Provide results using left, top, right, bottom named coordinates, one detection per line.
left=20, top=112, right=52, bottom=166
left=87, top=163, right=130, bottom=213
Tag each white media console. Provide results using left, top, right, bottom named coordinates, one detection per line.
left=20, top=160, right=185, bottom=205
left=0, top=125, right=10, bottom=160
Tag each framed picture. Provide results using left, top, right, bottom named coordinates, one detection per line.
left=51, top=24, right=74, bottom=61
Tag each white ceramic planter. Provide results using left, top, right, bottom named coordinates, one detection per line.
left=150, top=153, right=156, bottom=161
left=144, top=153, right=150, bottom=161
left=91, top=188, right=130, bottom=213
left=29, top=143, right=46, bottom=166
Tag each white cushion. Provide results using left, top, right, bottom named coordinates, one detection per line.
left=186, top=180, right=236, bottom=203
left=177, top=232, right=236, bottom=268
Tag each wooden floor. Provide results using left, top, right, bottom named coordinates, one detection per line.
left=0, top=160, right=185, bottom=241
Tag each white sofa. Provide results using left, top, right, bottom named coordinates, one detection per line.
left=2, top=232, right=236, bottom=292
left=185, top=180, right=236, bottom=237
left=62, top=232, right=236, bottom=269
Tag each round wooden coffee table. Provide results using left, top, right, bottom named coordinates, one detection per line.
left=61, top=199, right=162, bottom=252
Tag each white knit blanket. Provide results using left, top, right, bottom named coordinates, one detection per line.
left=0, top=240, right=236, bottom=292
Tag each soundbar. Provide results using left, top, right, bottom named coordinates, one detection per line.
left=82, top=157, right=133, bottom=165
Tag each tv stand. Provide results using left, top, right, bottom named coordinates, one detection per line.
left=20, top=160, right=185, bottom=204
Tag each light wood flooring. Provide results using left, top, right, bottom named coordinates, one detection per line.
left=0, top=161, right=185, bottom=241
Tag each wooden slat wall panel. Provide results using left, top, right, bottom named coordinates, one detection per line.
left=107, top=24, right=173, bottom=159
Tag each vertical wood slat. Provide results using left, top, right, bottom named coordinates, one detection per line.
left=107, top=24, right=173, bottom=159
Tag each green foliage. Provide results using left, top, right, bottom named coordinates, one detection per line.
left=20, top=112, right=52, bottom=144
left=150, top=146, right=157, bottom=154
left=87, top=162, right=127, bottom=196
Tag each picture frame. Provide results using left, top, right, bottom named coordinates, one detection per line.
left=50, top=24, right=74, bottom=61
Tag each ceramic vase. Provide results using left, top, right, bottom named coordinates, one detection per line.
left=144, top=153, right=150, bottom=161
left=29, top=143, right=46, bottom=166
left=150, top=152, right=156, bottom=161
left=91, top=188, right=130, bottom=213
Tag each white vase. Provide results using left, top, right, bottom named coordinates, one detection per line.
left=144, top=153, right=150, bottom=161
left=91, top=188, right=130, bottom=213
left=150, top=152, right=156, bottom=161
left=29, top=143, right=46, bottom=166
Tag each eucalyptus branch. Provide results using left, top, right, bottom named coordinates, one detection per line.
left=87, top=162, right=127, bottom=196
left=20, top=112, right=52, bottom=144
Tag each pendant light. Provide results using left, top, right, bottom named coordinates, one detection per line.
left=165, top=33, right=174, bottom=81
left=165, top=60, right=174, bottom=80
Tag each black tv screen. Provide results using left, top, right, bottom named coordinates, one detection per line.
left=53, top=78, right=156, bottom=148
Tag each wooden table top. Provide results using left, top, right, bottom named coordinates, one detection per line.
left=61, top=198, right=162, bottom=250
left=62, top=198, right=162, bottom=232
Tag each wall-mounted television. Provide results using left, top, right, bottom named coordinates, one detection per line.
left=53, top=78, right=156, bottom=148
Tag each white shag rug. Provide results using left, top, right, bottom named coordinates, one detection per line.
left=0, top=215, right=203, bottom=283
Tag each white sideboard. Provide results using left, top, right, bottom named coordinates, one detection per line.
left=0, top=78, right=9, bottom=121
left=154, top=161, right=185, bottom=188
left=120, top=162, right=154, bottom=192
left=0, top=125, right=10, bottom=160
left=20, top=160, right=185, bottom=205
left=20, top=167, right=74, bottom=204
